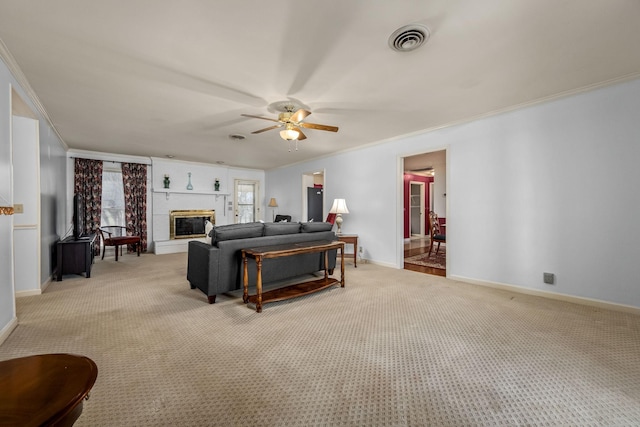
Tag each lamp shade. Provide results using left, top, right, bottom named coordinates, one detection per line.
left=329, top=198, right=349, bottom=214
left=268, top=198, right=278, bottom=207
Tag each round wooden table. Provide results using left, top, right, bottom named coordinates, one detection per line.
left=0, top=353, right=98, bottom=426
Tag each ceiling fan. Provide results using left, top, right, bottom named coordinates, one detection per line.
left=241, top=105, right=338, bottom=142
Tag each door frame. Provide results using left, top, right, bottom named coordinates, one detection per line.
left=233, top=179, right=260, bottom=224
left=399, top=148, right=448, bottom=273
left=301, top=169, right=325, bottom=222
left=409, top=181, right=425, bottom=237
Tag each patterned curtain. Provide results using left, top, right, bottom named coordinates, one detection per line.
left=74, top=158, right=103, bottom=236
left=122, top=163, right=147, bottom=252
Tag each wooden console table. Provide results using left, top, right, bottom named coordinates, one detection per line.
left=242, top=240, right=345, bottom=313
left=337, top=234, right=358, bottom=267
left=57, top=234, right=97, bottom=281
left=0, top=353, right=98, bottom=426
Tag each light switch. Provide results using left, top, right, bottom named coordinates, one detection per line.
left=13, top=204, right=24, bottom=214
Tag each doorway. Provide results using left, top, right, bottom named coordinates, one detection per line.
left=11, top=88, right=41, bottom=296
left=234, top=179, right=260, bottom=223
left=302, top=170, right=325, bottom=222
left=402, top=149, right=447, bottom=276
left=409, top=181, right=425, bottom=237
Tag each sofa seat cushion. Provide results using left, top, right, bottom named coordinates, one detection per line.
left=211, top=223, right=264, bottom=245
left=263, top=222, right=301, bottom=236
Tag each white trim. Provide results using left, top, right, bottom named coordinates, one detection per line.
left=365, top=259, right=395, bottom=269
left=450, top=275, right=640, bottom=316
left=16, top=289, right=42, bottom=297
left=0, top=317, right=18, bottom=346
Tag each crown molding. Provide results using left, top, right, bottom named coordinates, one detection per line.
left=0, top=38, right=68, bottom=150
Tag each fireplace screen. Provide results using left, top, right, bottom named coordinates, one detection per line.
left=170, top=210, right=215, bottom=239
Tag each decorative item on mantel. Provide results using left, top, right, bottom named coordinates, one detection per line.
left=214, top=178, right=220, bottom=192
left=186, top=172, right=193, bottom=190
left=163, top=174, right=170, bottom=189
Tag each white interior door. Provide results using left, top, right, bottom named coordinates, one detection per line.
left=12, top=115, right=41, bottom=294
left=234, top=179, right=260, bottom=223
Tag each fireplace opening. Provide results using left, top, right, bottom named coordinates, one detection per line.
left=170, top=210, right=215, bottom=239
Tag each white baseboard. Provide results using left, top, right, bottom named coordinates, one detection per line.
left=450, top=274, right=640, bottom=315
left=366, top=258, right=395, bottom=268
left=0, top=316, right=18, bottom=346
left=15, top=289, right=42, bottom=297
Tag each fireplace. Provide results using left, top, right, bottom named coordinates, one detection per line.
left=169, top=210, right=215, bottom=239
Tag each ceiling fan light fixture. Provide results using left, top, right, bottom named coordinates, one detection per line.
left=280, top=128, right=300, bottom=141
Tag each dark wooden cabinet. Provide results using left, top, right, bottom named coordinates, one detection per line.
left=56, top=234, right=97, bottom=281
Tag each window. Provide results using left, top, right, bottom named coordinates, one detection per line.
left=101, top=163, right=125, bottom=229
left=234, top=179, right=259, bottom=223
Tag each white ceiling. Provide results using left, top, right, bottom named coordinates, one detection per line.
left=1, top=1, right=639, bottom=170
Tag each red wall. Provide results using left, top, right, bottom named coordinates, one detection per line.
left=403, top=174, right=434, bottom=238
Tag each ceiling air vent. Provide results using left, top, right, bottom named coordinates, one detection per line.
left=388, top=24, right=430, bottom=52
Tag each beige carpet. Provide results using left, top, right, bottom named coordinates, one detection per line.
left=1, top=253, right=640, bottom=426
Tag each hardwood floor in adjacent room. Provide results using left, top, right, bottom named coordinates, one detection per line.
left=404, top=237, right=446, bottom=277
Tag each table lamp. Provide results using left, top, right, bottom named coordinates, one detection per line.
left=329, top=198, right=349, bottom=234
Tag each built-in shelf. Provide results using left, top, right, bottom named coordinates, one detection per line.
left=153, top=188, right=230, bottom=200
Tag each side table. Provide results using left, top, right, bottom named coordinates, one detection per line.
left=337, top=234, right=358, bottom=267
left=0, top=353, right=98, bottom=426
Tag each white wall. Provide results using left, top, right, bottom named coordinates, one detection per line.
left=40, top=122, right=69, bottom=283
left=151, top=157, right=265, bottom=238
left=267, top=78, right=640, bottom=309
left=0, top=60, right=16, bottom=339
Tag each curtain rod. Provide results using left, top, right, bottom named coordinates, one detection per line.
left=69, top=156, right=151, bottom=165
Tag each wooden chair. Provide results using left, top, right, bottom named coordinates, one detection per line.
left=97, top=227, right=141, bottom=261
left=428, top=211, right=446, bottom=256
left=274, top=215, right=292, bottom=222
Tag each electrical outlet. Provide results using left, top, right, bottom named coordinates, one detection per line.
left=359, top=246, right=363, bottom=253
left=13, top=204, right=24, bottom=214
left=543, top=272, right=555, bottom=285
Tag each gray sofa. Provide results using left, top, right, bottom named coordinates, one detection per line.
left=187, top=221, right=338, bottom=303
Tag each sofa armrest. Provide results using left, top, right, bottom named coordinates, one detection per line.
left=187, top=241, right=220, bottom=302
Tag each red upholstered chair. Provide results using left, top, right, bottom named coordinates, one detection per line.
left=427, top=211, right=446, bottom=256
left=97, top=227, right=141, bottom=261
left=326, top=213, right=336, bottom=225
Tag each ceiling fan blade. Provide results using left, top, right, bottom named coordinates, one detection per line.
left=290, top=109, right=311, bottom=123
left=252, top=125, right=282, bottom=134
left=241, top=114, right=281, bottom=123
left=293, top=127, right=307, bottom=140
left=299, top=122, right=339, bottom=132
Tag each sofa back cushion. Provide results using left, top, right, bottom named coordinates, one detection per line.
left=211, top=223, right=264, bottom=245
left=300, top=222, right=333, bottom=233
left=263, top=222, right=301, bottom=236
